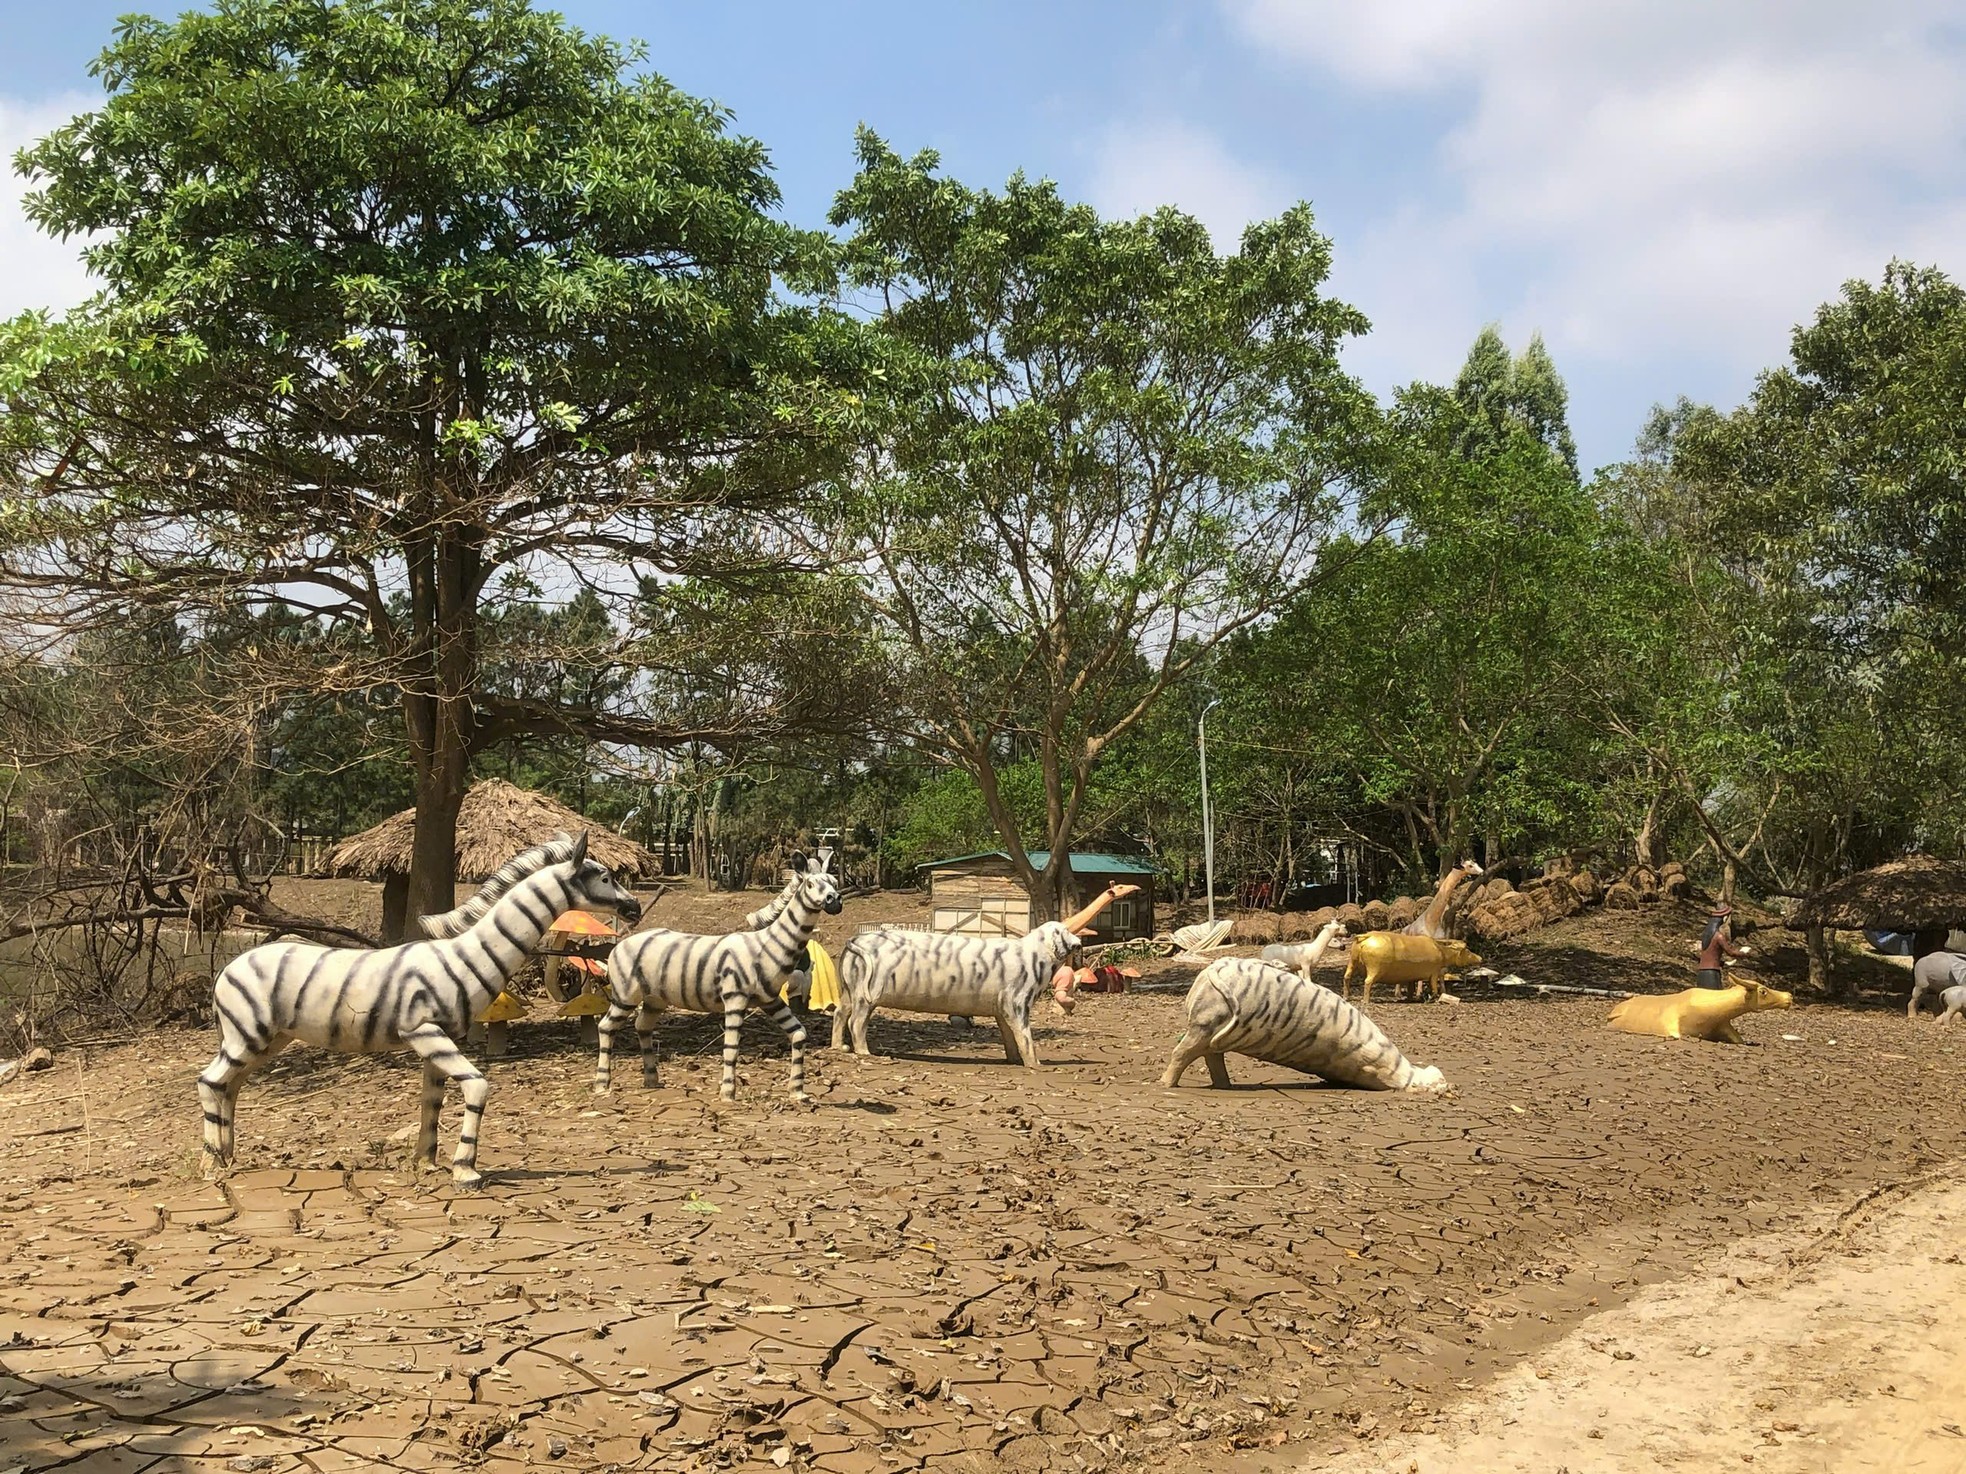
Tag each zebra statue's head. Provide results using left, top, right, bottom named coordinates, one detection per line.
left=787, top=851, right=844, bottom=916
left=559, top=832, right=643, bottom=924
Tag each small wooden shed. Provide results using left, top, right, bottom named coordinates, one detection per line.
left=916, top=850, right=1157, bottom=943
left=325, top=779, right=661, bottom=942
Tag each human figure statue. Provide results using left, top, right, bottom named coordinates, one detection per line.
left=1696, top=903, right=1750, bottom=988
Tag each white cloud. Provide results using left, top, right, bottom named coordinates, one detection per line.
left=1222, top=1, right=1966, bottom=447
left=0, top=92, right=99, bottom=320
left=1087, top=118, right=1293, bottom=252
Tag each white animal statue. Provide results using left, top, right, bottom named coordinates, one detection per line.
left=1163, top=957, right=1448, bottom=1092
left=1258, top=919, right=1349, bottom=979
left=199, top=835, right=641, bottom=1188
left=834, top=883, right=1139, bottom=1066
left=1909, top=950, right=1966, bottom=1019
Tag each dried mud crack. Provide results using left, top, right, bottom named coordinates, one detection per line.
left=4, top=988, right=1966, bottom=1471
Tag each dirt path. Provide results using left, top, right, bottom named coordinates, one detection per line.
left=1315, top=1168, right=1966, bottom=1473
left=3, top=982, right=1965, bottom=1472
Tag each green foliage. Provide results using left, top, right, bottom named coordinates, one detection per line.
left=1638, top=261, right=1966, bottom=884
left=1229, top=379, right=1612, bottom=875
left=1452, top=325, right=1579, bottom=476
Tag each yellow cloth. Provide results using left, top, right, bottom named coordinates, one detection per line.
left=783, top=940, right=840, bottom=1010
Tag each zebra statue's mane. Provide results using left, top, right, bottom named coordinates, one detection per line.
left=417, top=833, right=580, bottom=939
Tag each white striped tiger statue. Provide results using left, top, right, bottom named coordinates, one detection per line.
left=834, top=924, right=1083, bottom=1067
left=1163, top=957, right=1449, bottom=1092
left=833, top=881, right=1137, bottom=1067
left=593, top=857, right=842, bottom=1102
left=415, top=833, right=580, bottom=939
left=197, top=833, right=641, bottom=1188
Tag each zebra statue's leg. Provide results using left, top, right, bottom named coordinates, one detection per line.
left=637, top=1002, right=662, bottom=1089
left=593, top=998, right=634, bottom=1095
left=197, top=1031, right=286, bottom=1178
left=719, top=997, right=746, bottom=1101
left=760, top=998, right=809, bottom=1102
left=403, top=1022, right=490, bottom=1189
left=1002, top=1011, right=1042, bottom=1068
left=844, top=992, right=876, bottom=1057
left=415, top=1062, right=446, bottom=1171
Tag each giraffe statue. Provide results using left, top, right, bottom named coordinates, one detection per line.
left=1403, top=859, right=1484, bottom=941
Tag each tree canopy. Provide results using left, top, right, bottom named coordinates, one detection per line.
left=825, top=130, right=1379, bottom=918
left=0, top=0, right=875, bottom=927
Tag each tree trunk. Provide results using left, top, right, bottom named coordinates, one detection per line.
left=400, top=526, right=480, bottom=930
left=381, top=873, right=412, bottom=946
left=1029, top=862, right=1066, bottom=926
left=1806, top=925, right=1837, bottom=997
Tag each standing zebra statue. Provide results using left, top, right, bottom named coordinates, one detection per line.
left=415, top=833, right=581, bottom=939
left=594, top=856, right=843, bottom=1102
left=197, top=834, right=641, bottom=1188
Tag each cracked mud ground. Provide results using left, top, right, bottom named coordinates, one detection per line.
left=5, top=986, right=1966, bottom=1473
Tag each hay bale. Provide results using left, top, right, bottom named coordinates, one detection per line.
left=1471, top=891, right=1540, bottom=939
left=1231, top=912, right=1281, bottom=945
left=1360, top=899, right=1392, bottom=932
left=326, top=777, right=662, bottom=883
left=1474, top=877, right=1515, bottom=907
left=1334, top=902, right=1367, bottom=931
left=1281, top=911, right=1320, bottom=942
left=1527, top=883, right=1581, bottom=924
left=1570, top=870, right=1601, bottom=904
left=1604, top=881, right=1642, bottom=911
left=1387, top=896, right=1421, bottom=929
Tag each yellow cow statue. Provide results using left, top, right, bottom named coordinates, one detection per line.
left=1608, top=980, right=1792, bottom=1043
left=1342, top=932, right=1481, bottom=1007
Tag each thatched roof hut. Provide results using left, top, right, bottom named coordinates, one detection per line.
left=1785, top=855, right=1966, bottom=932
left=326, top=779, right=660, bottom=940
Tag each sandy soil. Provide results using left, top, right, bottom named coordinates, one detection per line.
left=1315, top=1167, right=1966, bottom=1473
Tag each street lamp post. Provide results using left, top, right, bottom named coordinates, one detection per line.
left=1199, top=698, right=1222, bottom=924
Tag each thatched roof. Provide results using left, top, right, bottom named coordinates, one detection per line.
left=325, top=779, right=661, bottom=883
left=1785, top=855, right=1966, bottom=931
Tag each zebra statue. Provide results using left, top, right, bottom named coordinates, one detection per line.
left=741, top=872, right=801, bottom=930
left=594, top=856, right=842, bottom=1102
left=741, top=871, right=824, bottom=1007
left=416, top=833, right=581, bottom=939
left=197, top=833, right=641, bottom=1189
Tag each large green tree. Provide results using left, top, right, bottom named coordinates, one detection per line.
left=0, top=0, right=870, bottom=925
left=827, top=132, right=1380, bottom=920
left=1230, top=382, right=1609, bottom=879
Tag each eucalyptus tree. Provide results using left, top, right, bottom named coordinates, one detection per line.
left=0, top=0, right=873, bottom=920
left=828, top=131, right=1380, bottom=920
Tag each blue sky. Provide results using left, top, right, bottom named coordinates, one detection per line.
left=4, top=0, right=1963, bottom=474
